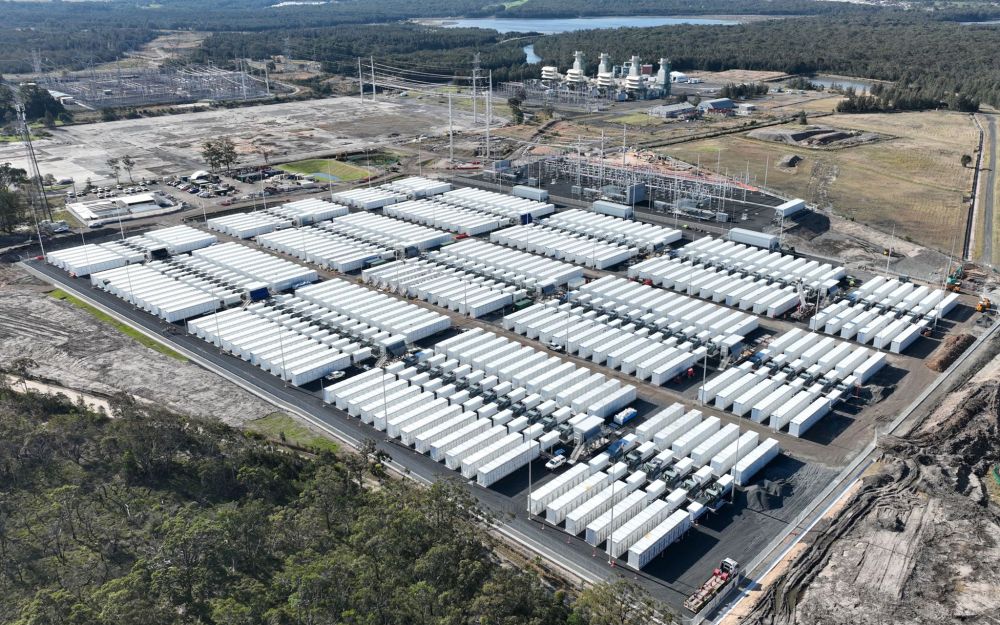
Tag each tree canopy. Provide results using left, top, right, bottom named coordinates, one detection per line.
left=0, top=380, right=670, bottom=625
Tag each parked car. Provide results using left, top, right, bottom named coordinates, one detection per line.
left=545, top=451, right=567, bottom=470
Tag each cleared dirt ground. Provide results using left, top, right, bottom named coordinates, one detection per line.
left=739, top=337, right=1000, bottom=625
left=0, top=263, right=273, bottom=425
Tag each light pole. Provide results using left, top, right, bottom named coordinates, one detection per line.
left=699, top=348, right=708, bottom=406
left=607, top=479, right=618, bottom=565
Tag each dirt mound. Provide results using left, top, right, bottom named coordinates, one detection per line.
left=926, top=334, right=975, bottom=371
left=778, top=154, right=803, bottom=168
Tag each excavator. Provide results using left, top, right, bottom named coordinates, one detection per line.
left=976, top=297, right=992, bottom=313
left=946, top=265, right=964, bottom=293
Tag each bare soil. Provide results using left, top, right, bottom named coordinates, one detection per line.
left=739, top=340, right=1000, bottom=625
left=0, top=263, right=273, bottom=425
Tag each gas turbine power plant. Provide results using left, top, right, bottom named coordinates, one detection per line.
left=538, top=51, right=672, bottom=101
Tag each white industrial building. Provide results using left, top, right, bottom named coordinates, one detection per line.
left=66, top=191, right=180, bottom=227
left=538, top=51, right=672, bottom=98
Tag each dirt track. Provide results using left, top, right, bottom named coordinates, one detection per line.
left=0, top=264, right=273, bottom=425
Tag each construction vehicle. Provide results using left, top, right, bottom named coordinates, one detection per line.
left=946, top=265, right=964, bottom=292
left=684, top=558, right=740, bottom=614
left=976, top=297, right=992, bottom=313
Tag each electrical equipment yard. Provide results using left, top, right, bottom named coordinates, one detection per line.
left=24, top=175, right=984, bottom=617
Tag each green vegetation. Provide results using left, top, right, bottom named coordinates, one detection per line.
left=51, top=209, right=85, bottom=229
left=0, top=162, right=28, bottom=233
left=3, top=1, right=998, bottom=110
left=200, top=137, right=240, bottom=174
left=192, top=24, right=535, bottom=83
left=0, top=83, right=71, bottom=127
left=0, top=383, right=670, bottom=625
left=533, top=13, right=1000, bottom=109
left=277, top=158, right=369, bottom=181
left=48, top=289, right=188, bottom=362
left=248, top=412, right=340, bottom=453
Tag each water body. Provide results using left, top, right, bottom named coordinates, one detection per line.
left=523, top=43, right=542, bottom=64
left=809, top=75, right=876, bottom=94
left=438, top=15, right=740, bottom=34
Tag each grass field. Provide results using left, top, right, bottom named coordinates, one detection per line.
left=48, top=289, right=188, bottom=361
left=609, top=111, right=668, bottom=127
left=277, top=158, right=369, bottom=181
left=51, top=209, right=84, bottom=229
left=662, top=111, right=976, bottom=252
left=249, top=412, right=339, bottom=454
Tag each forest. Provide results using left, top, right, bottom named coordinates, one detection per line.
left=4, top=0, right=1000, bottom=111
left=0, top=376, right=665, bottom=625
left=191, top=25, right=536, bottom=84
left=0, top=0, right=870, bottom=73
left=531, top=13, right=1000, bottom=109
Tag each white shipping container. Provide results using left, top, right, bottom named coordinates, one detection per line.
left=709, top=431, right=759, bottom=476
left=529, top=463, right=590, bottom=514
left=584, top=490, right=647, bottom=546
left=733, top=438, right=780, bottom=486
left=627, top=509, right=692, bottom=569
left=477, top=441, right=540, bottom=487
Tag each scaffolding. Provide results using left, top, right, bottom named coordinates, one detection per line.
left=38, top=65, right=276, bottom=109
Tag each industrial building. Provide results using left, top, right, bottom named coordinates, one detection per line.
left=647, top=102, right=698, bottom=119
left=698, top=98, right=736, bottom=114
left=65, top=191, right=180, bottom=227
left=35, top=174, right=968, bottom=616
left=531, top=51, right=672, bottom=101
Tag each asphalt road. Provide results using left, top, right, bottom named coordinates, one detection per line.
left=25, top=259, right=844, bottom=615
left=982, top=116, right=997, bottom=265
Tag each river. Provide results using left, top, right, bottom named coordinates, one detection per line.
left=435, top=15, right=740, bottom=34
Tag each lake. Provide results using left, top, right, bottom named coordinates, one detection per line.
left=809, top=75, right=877, bottom=94
left=435, top=15, right=740, bottom=34
left=523, top=44, right=541, bottom=64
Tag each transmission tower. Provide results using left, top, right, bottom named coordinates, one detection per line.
left=15, top=102, right=52, bottom=222
left=472, top=52, right=481, bottom=125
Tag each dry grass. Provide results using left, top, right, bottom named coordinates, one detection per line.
left=661, top=111, right=976, bottom=252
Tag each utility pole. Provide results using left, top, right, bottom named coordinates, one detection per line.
left=370, top=56, right=376, bottom=101
left=600, top=129, right=605, bottom=189
left=15, top=102, right=52, bottom=222
left=472, top=53, right=481, bottom=125
left=448, top=94, right=454, bottom=162
left=621, top=124, right=627, bottom=168
left=358, top=58, right=364, bottom=103
left=486, top=70, right=492, bottom=167
left=885, top=223, right=895, bottom=276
